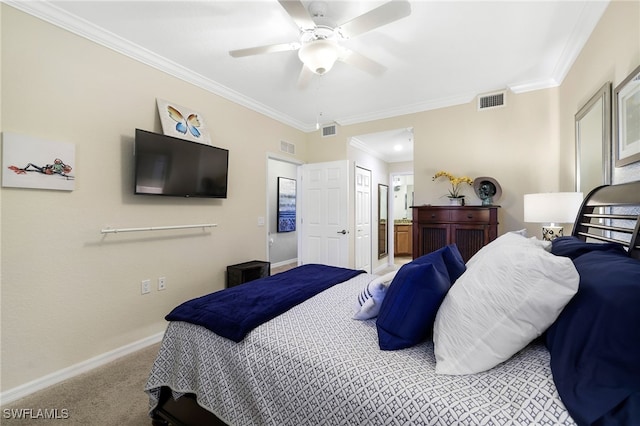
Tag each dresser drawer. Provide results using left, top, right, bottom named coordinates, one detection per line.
left=417, top=209, right=450, bottom=222
left=449, top=208, right=491, bottom=223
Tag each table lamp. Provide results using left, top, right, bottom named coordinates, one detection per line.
left=524, top=192, right=584, bottom=241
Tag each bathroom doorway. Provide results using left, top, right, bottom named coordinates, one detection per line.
left=391, top=173, right=414, bottom=265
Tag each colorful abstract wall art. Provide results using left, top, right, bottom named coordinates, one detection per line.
left=2, top=132, right=75, bottom=191
left=157, top=99, right=211, bottom=144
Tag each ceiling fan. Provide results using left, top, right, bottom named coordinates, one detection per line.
left=229, top=0, right=411, bottom=88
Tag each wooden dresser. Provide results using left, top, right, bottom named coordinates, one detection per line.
left=411, top=206, right=499, bottom=262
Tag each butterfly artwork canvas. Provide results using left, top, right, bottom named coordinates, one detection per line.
left=156, top=99, right=211, bottom=144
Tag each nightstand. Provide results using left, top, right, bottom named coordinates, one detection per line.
left=226, top=260, right=270, bottom=288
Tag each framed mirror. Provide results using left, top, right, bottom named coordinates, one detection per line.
left=575, top=82, right=612, bottom=193
left=378, top=184, right=388, bottom=259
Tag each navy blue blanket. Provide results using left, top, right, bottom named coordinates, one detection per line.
left=166, top=264, right=364, bottom=342
left=548, top=238, right=640, bottom=425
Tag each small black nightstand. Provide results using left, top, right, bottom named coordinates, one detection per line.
left=226, top=260, right=270, bottom=288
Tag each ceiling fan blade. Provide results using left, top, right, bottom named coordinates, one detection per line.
left=297, top=65, right=314, bottom=89
left=339, top=48, right=386, bottom=76
left=229, top=42, right=300, bottom=58
left=278, top=0, right=316, bottom=30
left=336, top=0, right=411, bottom=39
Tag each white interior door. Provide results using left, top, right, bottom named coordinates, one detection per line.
left=355, top=166, right=372, bottom=273
left=299, top=160, right=349, bottom=267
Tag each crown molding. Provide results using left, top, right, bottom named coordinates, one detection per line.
left=349, top=136, right=383, bottom=160
left=336, top=93, right=475, bottom=127
left=510, top=1, right=608, bottom=94
left=4, top=0, right=310, bottom=132
left=508, top=78, right=561, bottom=94
left=551, top=0, right=609, bottom=86
left=4, top=0, right=609, bottom=132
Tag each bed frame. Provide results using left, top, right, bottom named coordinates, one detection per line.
left=150, top=180, right=640, bottom=426
left=151, top=388, right=225, bottom=426
left=572, top=180, right=640, bottom=259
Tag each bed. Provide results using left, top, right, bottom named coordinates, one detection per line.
left=145, top=181, right=640, bottom=426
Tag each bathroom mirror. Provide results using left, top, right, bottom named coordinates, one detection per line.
left=575, top=82, right=611, bottom=193
left=378, top=184, right=388, bottom=259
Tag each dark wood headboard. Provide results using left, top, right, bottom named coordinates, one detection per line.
left=572, top=180, right=640, bottom=260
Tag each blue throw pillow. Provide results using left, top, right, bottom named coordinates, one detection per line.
left=551, top=236, right=626, bottom=260
left=413, top=244, right=466, bottom=283
left=546, top=249, right=640, bottom=425
left=376, top=255, right=452, bottom=351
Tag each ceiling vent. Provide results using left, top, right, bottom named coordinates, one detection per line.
left=280, top=140, right=296, bottom=155
left=477, top=91, right=506, bottom=111
left=322, top=124, right=337, bottom=137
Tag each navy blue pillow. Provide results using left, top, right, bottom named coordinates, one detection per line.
left=551, top=236, right=627, bottom=260
left=546, top=249, right=640, bottom=425
left=376, top=255, right=452, bottom=351
left=413, top=244, right=466, bottom=284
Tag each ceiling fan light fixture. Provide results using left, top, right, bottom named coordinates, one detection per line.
left=298, top=39, right=339, bottom=75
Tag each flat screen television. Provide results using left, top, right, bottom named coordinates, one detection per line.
left=134, top=129, right=229, bottom=198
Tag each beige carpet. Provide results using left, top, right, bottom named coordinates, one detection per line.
left=1, top=343, right=161, bottom=425
left=0, top=265, right=293, bottom=425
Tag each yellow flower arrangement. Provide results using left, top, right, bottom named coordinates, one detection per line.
left=433, top=171, right=474, bottom=198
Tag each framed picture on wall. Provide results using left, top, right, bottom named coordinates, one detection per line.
left=614, top=65, right=640, bottom=167
left=2, top=132, right=75, bottom=191
left=277, top=177, right=296, bottom=232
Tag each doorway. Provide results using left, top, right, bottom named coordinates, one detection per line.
left=267, top=155, right=302, bottom=272
left=349, top=127, right=414, bottom=272
left=391, top=173, right=414, bottom=266
left=355, top=166, right=372, bottom=273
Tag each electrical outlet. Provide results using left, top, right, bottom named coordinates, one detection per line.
left=141, top=279, right=151, bottom=295
left=158, top=277, right=167, bottom=291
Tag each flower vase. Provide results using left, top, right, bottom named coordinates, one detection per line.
left=449, top=197, right=465, bottom=206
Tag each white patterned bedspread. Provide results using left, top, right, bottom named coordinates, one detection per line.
left=146, top=273, right=576, bottom=426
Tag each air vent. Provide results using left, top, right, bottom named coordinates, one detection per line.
left=478, top=91, right=506, bottom=111
left=280, top=140, right=296, bottom=155
left=322, top=124, right=337, bottom=137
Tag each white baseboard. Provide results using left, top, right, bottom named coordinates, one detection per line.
left=0, top=331, right=164, bottom=405
left=270, top=258, right=297, bottom=269
left=373, top=261, right=394, bottom=274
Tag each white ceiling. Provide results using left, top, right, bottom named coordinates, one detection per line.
left=9, top=0, right=609, bottom=161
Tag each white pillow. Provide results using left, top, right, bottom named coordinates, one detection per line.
left=433, top=232, right=579, bottom=375
left=466, top=230, right=551, bottom=269
left=353, top=270, right=398, bottom=320
left=508, top=228, right=551, bottom=251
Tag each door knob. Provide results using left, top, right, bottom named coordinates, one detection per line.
left=337, top=230, right=347, bottom=234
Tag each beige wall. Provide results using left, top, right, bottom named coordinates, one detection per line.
left=308, top=86, right=561, bottom=239
left=1, top=0, right=639, bottom=396
left=0, top=6, right=306, bottom=392
left=558, top=0, right=640, bottom=187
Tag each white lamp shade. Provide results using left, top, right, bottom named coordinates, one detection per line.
left=524, top=192, right=584, bottom=224
left=298, top=39, right=339, bottom=75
